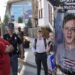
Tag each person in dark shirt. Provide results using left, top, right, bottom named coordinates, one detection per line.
left=3, top=23, right=23, bottom=75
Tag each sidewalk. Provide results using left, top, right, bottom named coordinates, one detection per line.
left=18, top=37, right=62, bottom=75
left=24, top=48, right=36, bottom=67
left=23, top=37, right=36, bottom=67
left=18, top=48, right=44, bottom=75
left=19, top=37, right=36, bottom=68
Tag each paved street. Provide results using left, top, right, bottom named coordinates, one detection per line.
left=18, top=48, right=44, bottom=75
left=19, top=64, right=44, bottom=75
left=17, top=38, right=62, bottom=75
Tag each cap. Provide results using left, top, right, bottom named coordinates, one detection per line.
left=7, top=23, right=14, bottom=30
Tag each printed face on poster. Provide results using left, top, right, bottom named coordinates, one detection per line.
left=55, top=7, right=75, bottom=72
left=55, top=8, right=75, bottom=45
left=49, top=0, right=75, bottom=73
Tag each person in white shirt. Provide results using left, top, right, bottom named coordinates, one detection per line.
left=32, top=30, right=48, bottom=75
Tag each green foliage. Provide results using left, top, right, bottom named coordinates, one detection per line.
left=56, top=0, right=65, bottom=6
left=18, top=17, right=23, bottom=23
left=57, top=0, right=61, bottom=6
left=3, top=15, right=9, bottom=24
left=26, top=18, right=32, bottom=28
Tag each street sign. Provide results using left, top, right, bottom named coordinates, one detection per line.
left=63, top=5, right=75, bottom=10
left=49, top=0, right=75, bottom=9
left=60, top=0, right=75, bottom=10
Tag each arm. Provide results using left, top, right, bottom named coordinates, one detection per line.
left=0, top=38, right=14, bottom=53
left=6, top=45, right=14, bottom=53
left=31, top=38, right=36, bottom=53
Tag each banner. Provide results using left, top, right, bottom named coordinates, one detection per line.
left=55, top=5, right=75, bottom=74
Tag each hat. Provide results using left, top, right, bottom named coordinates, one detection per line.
left=7, top=23, right=14, bottom=30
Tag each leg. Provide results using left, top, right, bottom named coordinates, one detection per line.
left=11, top=54, right=18, bottom=75
left=35, top=54, right=41, bottom=75
left=41, top=53, right=48, bottom=75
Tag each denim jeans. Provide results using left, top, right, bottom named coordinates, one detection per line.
left=10, top=54, right=18, bottom=75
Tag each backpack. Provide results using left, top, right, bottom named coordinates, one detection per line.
left=34, top=38, right=47, bottom=49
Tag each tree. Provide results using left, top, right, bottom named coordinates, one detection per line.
left=3, top=15, right=9, bottom=24
left=26, top=18, right=32, bottom=28
left=18, top=17, right=23, bottom=23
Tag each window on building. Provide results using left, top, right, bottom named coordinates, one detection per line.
left=48, top=4, right=52, bottom=25
left=40, top=0, right=41, bottom=4
left=40, top=8, right=43, bottom=18
left=39, top=9, right=40, bottom=18
left=39, top=8, right=43, bottom=19
left=39, top=0, right=41, bottom=8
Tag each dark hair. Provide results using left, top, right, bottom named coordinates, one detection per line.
left=63, top=14, right=75, bottom=27
left=18, top=27, right=21, bottom=31
left=8, top=23, right=14, bottom=30
left=38, top=30, right=42, bottom=32
left=37, top=29, right=42, bottom=33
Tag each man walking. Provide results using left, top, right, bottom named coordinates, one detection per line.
left=3, top=23, right=23, bottom=75
left=32, top=29, right=48, bottom=75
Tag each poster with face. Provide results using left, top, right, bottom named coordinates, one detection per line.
left=55, top=7, right=75, bottom=75
left=46, top=0, right=75, bottom=74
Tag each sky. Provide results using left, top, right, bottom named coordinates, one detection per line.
left=0, top=0, right=32, bottom=22
left=11, top=2, right=32, bottom=21
left=0, top=0, right=8, bottom=22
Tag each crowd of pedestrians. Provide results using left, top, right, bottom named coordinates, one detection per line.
left=0, top=22, right=24, bottom=75
left=0, top=13, right=75, bottom=75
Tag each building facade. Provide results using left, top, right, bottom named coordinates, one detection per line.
left=31, top=0, right=54, bottom=38
left=37, top=0, right=54, bottom=32
left=5, top=0, right=32, bottom=34
left=32, top=0, right=38, bottom=27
